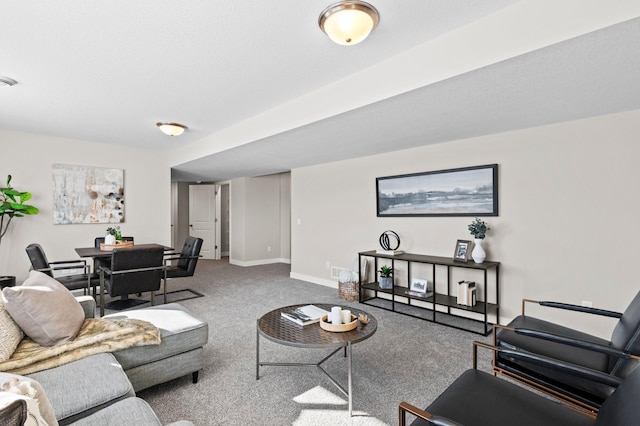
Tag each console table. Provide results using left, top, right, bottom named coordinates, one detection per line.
left=358, top=250, right=500, bottom=335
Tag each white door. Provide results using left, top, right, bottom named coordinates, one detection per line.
left=189, top=184, right=220, bottom=260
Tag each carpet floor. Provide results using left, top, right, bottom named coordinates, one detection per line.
left=126, top=259, right=492, bottom=425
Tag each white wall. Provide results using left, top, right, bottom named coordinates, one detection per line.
left=0, top=129, right=171, bottom=282
left=290, top=110, right=640, bottom=338
left=229, top=173, right=291, bottom=266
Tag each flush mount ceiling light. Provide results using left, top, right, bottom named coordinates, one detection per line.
left=0, top=76, right=18, bottom=87
left=319, top=1, right=379, bottom=46
left=156, top=122, right=188, bottom=136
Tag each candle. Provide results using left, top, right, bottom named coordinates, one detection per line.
left=331, top=306, right=342, bottom=325
left=340, top=310, right=352, bottom=324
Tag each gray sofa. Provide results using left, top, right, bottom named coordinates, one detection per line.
left=2, top=296, right=208, bottom=425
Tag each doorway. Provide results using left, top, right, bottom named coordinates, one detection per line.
left=189, top=184, right=220, bottom=260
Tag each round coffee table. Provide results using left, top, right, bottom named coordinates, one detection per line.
left=256, top=303, right=377, bottom=416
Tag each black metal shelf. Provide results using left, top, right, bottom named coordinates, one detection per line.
left=358, top=250, right=500, bottom=336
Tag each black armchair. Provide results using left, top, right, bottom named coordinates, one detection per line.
left=494, top=291, right=640, bottom=410
left=25, top=243, right=98, bottom=293
left=99, top=244, right=164, bottom=316
left=162, top=236, right=203, bottom=303
left=399, top=343, right=640, bottom=426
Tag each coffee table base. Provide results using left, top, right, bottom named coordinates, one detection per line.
left=256, top=334, right=354, bottom=416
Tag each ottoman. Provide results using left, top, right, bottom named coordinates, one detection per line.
left=104, top=303, right=208, bottom=392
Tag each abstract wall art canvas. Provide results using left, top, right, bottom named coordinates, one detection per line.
left=52, top=164, right=124, bottom=224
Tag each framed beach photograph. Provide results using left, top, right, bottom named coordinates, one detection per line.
left=376, top=164, right=498, bottom=217
left=410, top=278, right=428, bottom=293
left=453, top=240, right=472, bottom=262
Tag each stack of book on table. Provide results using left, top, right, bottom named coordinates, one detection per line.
left=281, top=305, right=330, bottom=326
left=457, top=281, right=477, bottom=307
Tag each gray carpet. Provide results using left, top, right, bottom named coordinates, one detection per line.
left=133, top=259, right=492, bottom=425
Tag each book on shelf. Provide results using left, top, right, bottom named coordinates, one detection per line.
left=281, top=305, right=330, bottom=326
left=457, top=281, right=476, bottom=307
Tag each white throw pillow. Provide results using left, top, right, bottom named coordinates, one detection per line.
left=0, top=373, right=57, bottom=426
left=0, top=299, right=24, bottom=361
left=0, top=391, right=50, bottom=426
left=2, top=271, right=84, bottom=347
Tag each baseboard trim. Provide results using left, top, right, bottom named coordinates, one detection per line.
left=289, top=272, right=337, bottom=289
left=229, top=257, right=291, bottom=267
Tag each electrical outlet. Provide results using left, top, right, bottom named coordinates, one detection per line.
left=267, top=246, right=271, bottom=252
left=582, top=300, right=593, bottom=307
left=325, top=261, right=330, bottom=269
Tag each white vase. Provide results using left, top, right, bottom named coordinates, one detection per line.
left=472, top=238, right=486, bottom=263
left=105, top=234, right=116, bottom=245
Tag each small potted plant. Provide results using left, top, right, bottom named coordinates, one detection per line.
left=105, top=226, right=118, bottom=245
left=468, top=217, right=490, bottom=263
left=378, top=265, right=393, bottom=289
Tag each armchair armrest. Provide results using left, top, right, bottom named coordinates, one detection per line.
left=476, top=340, right=625, bottom=388
left=510, top=327, right=640, bottom=359
left=522, top=299, right=622, bottom=318
left=399, top=402, right=464, bottom=426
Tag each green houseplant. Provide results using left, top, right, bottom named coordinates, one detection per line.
left=1, top=175, right=39, bottom=287
left=0, top=175, right=39, bottom=248
left=378, top=265, right=393, bottom=289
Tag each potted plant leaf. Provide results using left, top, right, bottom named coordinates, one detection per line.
left=1, top=175, right=39, bottom=287
left=378, top=265, right=393, bottom=289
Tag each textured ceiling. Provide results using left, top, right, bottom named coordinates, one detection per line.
left=1, top=2, right=639, bottom=182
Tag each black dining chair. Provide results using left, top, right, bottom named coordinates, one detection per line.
left=98, top=244, right=164, bottom=316
left=93, top=236, right=134, bottom=270
left=163, top=236, right=203, bottom=303
left=25, top=243, right=99, bottom=294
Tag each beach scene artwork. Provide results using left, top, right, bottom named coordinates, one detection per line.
left=377, top=164, right=497, bottom=217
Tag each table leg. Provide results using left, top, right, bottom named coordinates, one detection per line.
left=256, top=322, right=260, bottom=380
left=348, top=341, right=352, bottom=416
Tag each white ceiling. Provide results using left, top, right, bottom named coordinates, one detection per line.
left=1, top=1, right=639, bottom=182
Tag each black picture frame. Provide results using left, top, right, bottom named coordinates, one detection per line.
left=453, top=240, right=472, bottom=262
left=376, top=164, right=498, bottom=217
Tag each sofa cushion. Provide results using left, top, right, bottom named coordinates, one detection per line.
left=0, top=372, right=57, bottom=425
left=103, top=303, right=208, bottom=371
left=0, top=298, right=23, bottom=361
left=27, top=353, right=134, bottom=425
left=2, top=271, right=84, bottom=347
left=67, top=397, right=195, bottom=426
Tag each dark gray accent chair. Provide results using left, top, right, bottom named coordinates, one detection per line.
left=93, top=236, right=134, bottom=270
left=163, top=236, right=203, bottom=303
left=494, top=290, right=640, bottom=409
left=25, top=243, right=99, bottom=293
left=98, top=244, right=164, bottom=316
left=400, top=357, right=640, bottom=426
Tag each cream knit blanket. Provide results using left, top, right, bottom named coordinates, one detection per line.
left=0, top=318, right=161, bottom=375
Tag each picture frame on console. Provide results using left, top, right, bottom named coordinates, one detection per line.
left=453, top=240, right=471, bottom=262
left=410, top=278, right=429, bottom=293
left=376, top=164, right=498, bottom=217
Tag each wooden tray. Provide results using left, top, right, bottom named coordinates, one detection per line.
left=99, top=241, right=134, bottom=251
left=319, top=314, right=357, bottom=332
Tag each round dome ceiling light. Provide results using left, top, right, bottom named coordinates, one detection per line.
left=0, top=76, right=18, bottom=87
left=319, top=1, right=379, bottom=46
left=156, top=122, right=188, bottom=136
